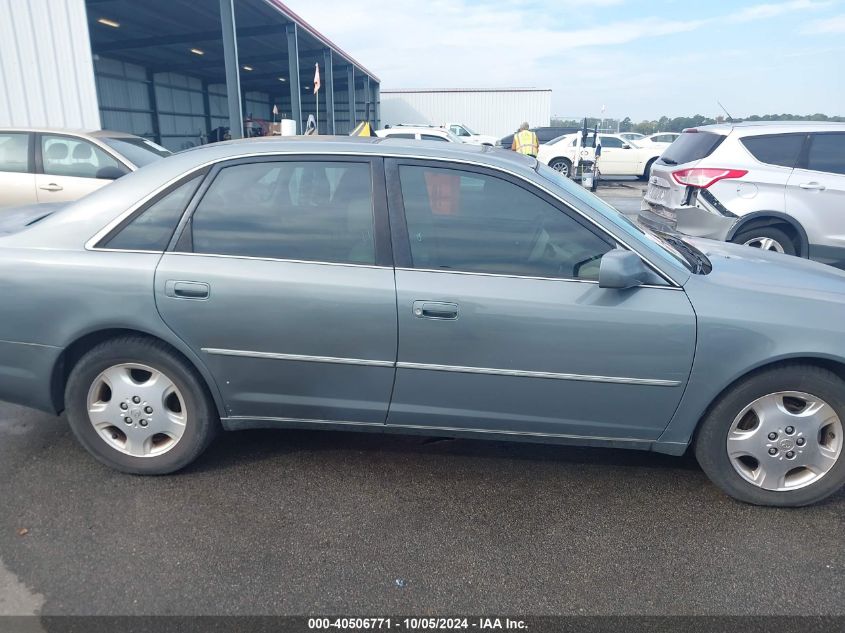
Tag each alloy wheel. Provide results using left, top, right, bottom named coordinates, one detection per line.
left=727, top=391, right=842, bottom=491
left=742, top=236, right=785, bottom=253
left=86, top=363, right=187, bottom=457
left=551, top=160, right=569, bottom=177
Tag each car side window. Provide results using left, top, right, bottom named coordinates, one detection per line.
left=600, top=137, right=624, bottom=148
left=421, top=134, right=449, bottom=142
left=41, top=135, right=121, bottom=179
left=449, top=125, right=467, bottom=136
left=190, top=160, right=375, bottom=265
left=102, top=174, right=203, bottom=251
left=386, top=133, right=415, bottom=139
left=740, top=133, right=805, bottom=168
left=0, top=132, right=30, bottom=173
left=398, top=165, right=613, bottom=280
left=805, top=133, right=845, bottom=176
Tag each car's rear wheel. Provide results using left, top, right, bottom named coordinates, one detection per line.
left=640, top=158, right=656, bottom=181
left=732, top=226, right=796, bottom=256
left=694, top=365, right=845, bottom=506
left=65, top=336, right=218, bottom=474
left=549, top=158, right=571, bottom=178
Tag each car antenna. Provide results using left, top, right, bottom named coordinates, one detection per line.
left=717, top=100, right=735, bottom=123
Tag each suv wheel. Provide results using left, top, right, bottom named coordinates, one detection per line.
left=694, top=365, right=845, bottom=506
left=548, top=158, right=571, bottom=178
left=65, top=336, right=218, bottom=474
left=732, top=226, right=796, bottom=256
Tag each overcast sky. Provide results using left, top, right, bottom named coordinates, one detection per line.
left=284, top=0, right=845, bottom=121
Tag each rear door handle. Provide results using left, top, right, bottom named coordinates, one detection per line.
left=165, top=280, right=210, bottom=300
left=799, top=182, right=826, bottom=190
left=39, top=183, right=63, bottom=192
left=413, top=301, right=459, bottom=320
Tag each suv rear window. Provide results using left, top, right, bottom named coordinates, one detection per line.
left=660, top=131, right=724, bottom=165
left=740, top=133, right=805, bottom=168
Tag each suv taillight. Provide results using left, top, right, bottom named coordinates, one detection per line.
left=672, top=168, right=748, bottom=189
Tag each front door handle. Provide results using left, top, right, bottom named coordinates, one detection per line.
left=165, top=280, right=210, bottom=300
left=39, top=183, right=63, bottom=192
left=413, top=301, right=459, bottom=320
left=799, top=182, right=826, bottom=191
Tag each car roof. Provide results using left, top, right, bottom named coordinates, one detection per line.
left=686, top=121, right=845, bottom=136
left=379, top=127, right=448, bottom=134
left=0, top=127, right=142, bottom=138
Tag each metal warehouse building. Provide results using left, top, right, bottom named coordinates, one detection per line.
left=380, top=88, right=551, bottom=140
left=0, top=0, right=380, bottom=150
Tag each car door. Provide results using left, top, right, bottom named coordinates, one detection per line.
left=35, top=133, right=127, bottom=203
left=785, top=132, right=845, bottom=265
left=597, top=135, right=630, bottom=175
left=384, top=159, right=696, bottom=441
left=154, top=156, right=398, bottom=427
left=0, top=131, right=36, bottom=209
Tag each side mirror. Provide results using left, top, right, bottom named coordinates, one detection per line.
left=598, top=249, right=652, bottom=289
left=622, top=143, right=631, bottom=149
left=96, top=166, right=129, bottom=180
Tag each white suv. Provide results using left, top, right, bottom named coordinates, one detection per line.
left=638, top=122, right=845, bottom=266
left=376, top=126, right=462, bottom=143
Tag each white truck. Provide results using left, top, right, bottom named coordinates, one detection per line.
left=442, top=123, right=499, bottom=146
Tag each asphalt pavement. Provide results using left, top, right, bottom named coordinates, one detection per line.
left=3, top=181, right=845, bottom=617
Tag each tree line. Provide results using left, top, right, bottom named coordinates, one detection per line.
left=551, top=113, right=845, bottom=135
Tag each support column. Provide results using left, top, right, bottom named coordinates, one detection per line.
left=323, top=48, right=335, bottom=134
left=347, top=65, right=356, bottom=130
left=364, top=74, right=371, bottom=124
left=374, top=82, right=380, bottom=129
left=286, top=23, right=302, bottom=134
left=201, top=80, right=212, bottom=140
left=219, top=0, right=243, bottom=139
left=146, top=69, right=161, bottom=145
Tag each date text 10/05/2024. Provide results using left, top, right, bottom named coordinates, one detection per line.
left=307, top=618, right=528, bottom=630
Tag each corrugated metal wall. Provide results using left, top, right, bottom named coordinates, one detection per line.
left=380, top=90, right=551, bottom=139
left=0, top=0, right=100, bottom=129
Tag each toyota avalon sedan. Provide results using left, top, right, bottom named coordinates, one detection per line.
left=1, top=137, right=845, bottom=507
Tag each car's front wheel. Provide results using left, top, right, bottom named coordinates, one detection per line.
left=548, top=158, right=572, bottom=178
left=695, top=365, right=845, bottom=506
left=65, top=336, right=218, bottom=474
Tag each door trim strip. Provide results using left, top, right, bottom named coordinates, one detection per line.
left=201, top=348, right=395, bottom=367
left=395, top=361, right=681, bottom=387
left=201, top=347, right=678, bottom=387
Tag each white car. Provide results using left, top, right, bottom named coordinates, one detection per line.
left=639, top=121, right=845, bottom=265
left=376, top=127, right=463, bottom=143
left=0, top=128, right=172, bottom=210
left=619, top=132, right=646, bottom=142
left=538, top=133, right=664, bottom=179
left=640, top=132, right=680, bottom=146
left=443, top=123, right=499, bottom=146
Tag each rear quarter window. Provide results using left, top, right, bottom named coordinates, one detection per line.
left=660, top=131, right=725, bottom=165
left=740, top=133, right=805, bottom=168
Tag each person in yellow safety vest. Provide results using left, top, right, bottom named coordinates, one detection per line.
left=511, top=122, right=539, bottom=157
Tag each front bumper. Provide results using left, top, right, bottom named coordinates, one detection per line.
left=638, top=197, right=738, bottom=242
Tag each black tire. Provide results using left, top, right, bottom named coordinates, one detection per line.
left=548, top=158, right=572, bottom=178
left=731, top=226, right=797, bottom=256
left=694, top=364, right=845, bottom=506
left=640, top=158, right=656, bottom=181
left=65, top=335, right=218, bottom=474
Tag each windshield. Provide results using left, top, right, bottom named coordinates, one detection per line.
left=535, top=162, right=698, bottom=273
left=100, top=137, right=172, bottom=167
left=462, top=124, right=479, bottom=135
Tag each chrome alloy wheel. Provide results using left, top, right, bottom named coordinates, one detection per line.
left=550, top=160, right=569, bottom=177
left=742, top=236, right=785, bottom=253
left=727, top=391, right=842, bottom=491
left=86, top=363, right=187, bottom=457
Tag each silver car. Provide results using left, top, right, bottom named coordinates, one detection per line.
left=0, top=128, right=172, bottom=209
left=3, top=137, right=845, bottom=506
left=639, top=121, right=845, bottom=266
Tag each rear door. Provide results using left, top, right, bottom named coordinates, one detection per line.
left=35, top=133, right=127, bottom=203
left=154, top=155, right=398, bottom=427
left=786, top=132, right=845, bottom=265
left=384, top=159, right=696, bottom=441
left=0, top=131, right=36, bottom=209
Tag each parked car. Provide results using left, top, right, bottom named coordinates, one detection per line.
left=538, top=133, right=663, bottom=179
left=4, top=137, right=845, bottom=506
left=498, top=126, right=580, bottom=150
left=0, top=128, right=172, bottom=209
left=443, top=123, right=498, bottom=146
left=619, top=132, right=646, bottom=142
left=376, top=126, right=462, bottom=142
left=641, top=132, right=680, bottom=145
left=638, top=122, right=845, bottom=266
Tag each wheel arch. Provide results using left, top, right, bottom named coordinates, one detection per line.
left=661, top=355, right=845, bottom=452
left=726, top=211, right=809, bottom=258
left=50, top=327, right=227, bottom=418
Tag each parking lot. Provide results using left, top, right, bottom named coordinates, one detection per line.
left=2, top=179, right=845, bottom=618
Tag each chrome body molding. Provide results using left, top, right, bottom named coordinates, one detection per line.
left=201, top=348, right=395, bottom=367
left=201, top=348, right=678, bottom=386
